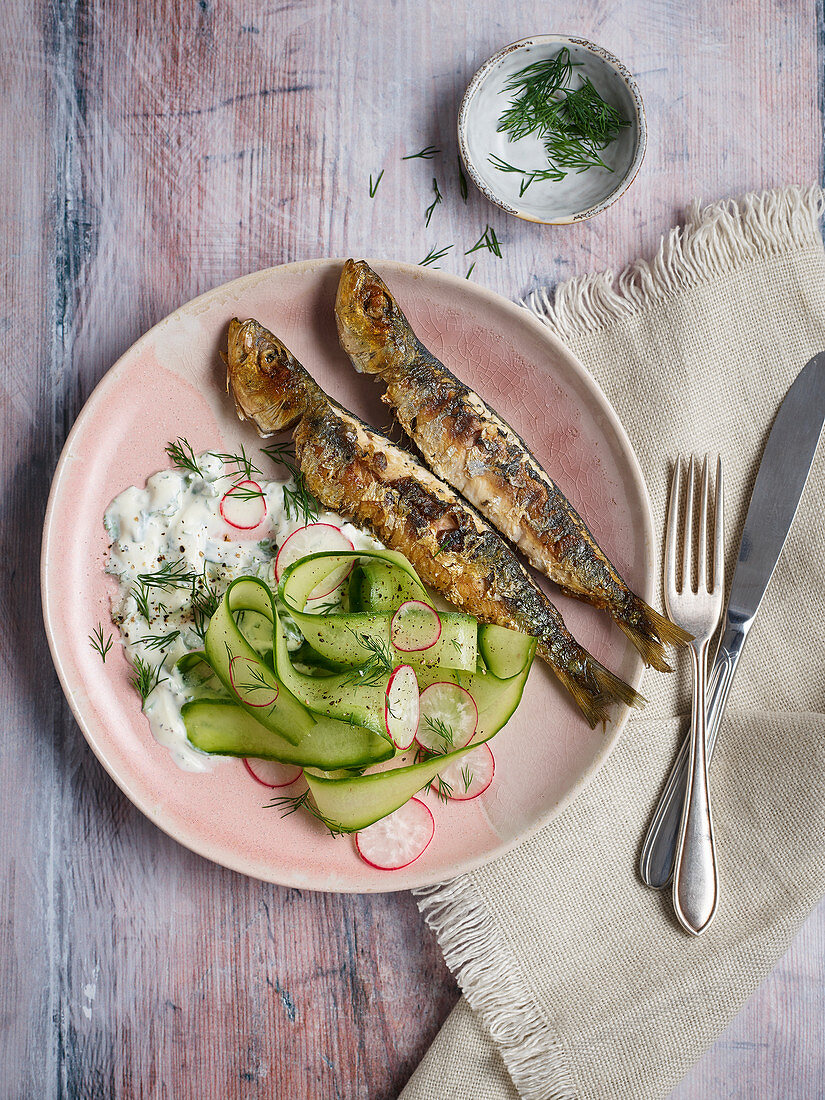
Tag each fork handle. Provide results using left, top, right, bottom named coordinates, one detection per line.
left=639, top=621, right=747, bottom=889
left=672, top=642, right=718, bottom=935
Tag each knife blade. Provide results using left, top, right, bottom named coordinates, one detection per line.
left=640, top=351, right=825, bottom=889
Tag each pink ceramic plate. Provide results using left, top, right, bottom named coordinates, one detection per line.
left=41, top=259, right=653, bottom=893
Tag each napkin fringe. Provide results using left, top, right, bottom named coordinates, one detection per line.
left=523, top=185, right=825, bottom=340
left=416, top=877, right=577, bottom=1100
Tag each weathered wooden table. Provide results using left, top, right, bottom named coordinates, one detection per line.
left=3, top=2, right=823, bottom=1096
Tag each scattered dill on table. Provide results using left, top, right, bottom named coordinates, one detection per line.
left=419, top=244, right=453, bottom=268
left=402, top=144, right=440, bottom=160
left=369, top=168, right=384, bottom=197
left=424, top=177, right=443, bottom=227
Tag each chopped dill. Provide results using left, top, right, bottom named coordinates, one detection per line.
left=490, top=50, right=629, bottom=188
left=402, top=144, right=440, bottom=160
left=130, top=655, right=167, bottom=703
left=419, top=244, right=453, bottom=268
left=369, top=168, right=384, bottom=197
left=138, top=630, right=181, bottom=652
left=88, top=623, right=114, bottom=663
left=424, top=177, right=442, bottom=227
left=465, top=224, right=502, bottom=258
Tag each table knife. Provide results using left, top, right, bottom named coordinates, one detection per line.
left=640, top=351, right=825, bottom=889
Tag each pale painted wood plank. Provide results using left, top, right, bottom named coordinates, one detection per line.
left=0, top=1, right=822, bottom=1098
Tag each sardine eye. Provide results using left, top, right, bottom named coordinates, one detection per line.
left=364, top=287, right=390, bottom=321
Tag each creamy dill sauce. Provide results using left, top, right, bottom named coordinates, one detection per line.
left=104, top=453, right=381, bottom=771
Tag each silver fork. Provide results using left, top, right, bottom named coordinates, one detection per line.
left=664, top=455, right=724, bottom=936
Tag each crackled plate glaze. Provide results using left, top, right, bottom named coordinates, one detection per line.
left=41, top=259, right=653, bottom=893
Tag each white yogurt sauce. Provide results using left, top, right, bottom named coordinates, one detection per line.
left=104, top=452, right=382, bottom=771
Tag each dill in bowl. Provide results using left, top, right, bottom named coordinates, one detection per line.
left=489, top=47, right=630, bottom=196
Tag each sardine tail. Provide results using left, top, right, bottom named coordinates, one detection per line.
left=549, top=651, right=646, bottom=729
left=615, top=600, right=693, bottom=673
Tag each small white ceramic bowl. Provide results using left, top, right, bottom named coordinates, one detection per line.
left=458, top=35, right=646, bottom=225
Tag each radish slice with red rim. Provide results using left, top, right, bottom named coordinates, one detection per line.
left=275, top=523, right=355, bottom=601
left=229, top=655, right=279, bottom=709
left=416, top=682, right=477, bottom=751
left=243, top=758, right=303, bottom=789
left=390, top=600, right=442, bottom=652
left=385, top=664, right=420, bottom=749
left=355, top=797, right=435, bottom=870
left=220, top=480, right=267, bottom=530
left=435, top=744, right=495, bottom=800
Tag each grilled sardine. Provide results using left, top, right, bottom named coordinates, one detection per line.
left=334, top=259, right=691, bottom=672
left=226, top=317, right=645, bottom=728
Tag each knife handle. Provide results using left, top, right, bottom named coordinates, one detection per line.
left=639, top=622, right=748, bottom=889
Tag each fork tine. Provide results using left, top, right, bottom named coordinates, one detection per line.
left=697, top=455, right=709, bottom=591
left=713, top=455, right=724, bottom=594
left=665, top=456, right=682, bottom=598
left=681, top=456, right=696, bottom=592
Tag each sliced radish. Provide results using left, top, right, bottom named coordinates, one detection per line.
left=229, top=655, right=279, bottom=708
left=385, top=665, right=420, bottom=749
left=220, top=480, right=266, bottom=530
left=275, top=523, right=355, bottom=601
left=435, top=744, right=495, bottom=800
left=390, top=600, right=442, bottom=652
left=355, top=797, right=435, bottom=870
left=416, top=682, right=477, bottom=752
left=243, top=758, right=303, bottom=788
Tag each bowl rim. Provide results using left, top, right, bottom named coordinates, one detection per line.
left=457, top=34, right=647, bottom=225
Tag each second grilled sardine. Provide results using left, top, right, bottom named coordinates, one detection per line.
left=334, top=259, right=691, bottom=672
left=226, top=317, right=644, bottom=728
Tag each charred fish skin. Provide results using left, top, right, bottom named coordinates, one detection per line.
left=225, top=317, right=645, bottom=729
left=334, top=259, right=691, bottom=672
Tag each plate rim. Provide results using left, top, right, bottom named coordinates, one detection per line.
left=40, top=256, right=654, bottom=892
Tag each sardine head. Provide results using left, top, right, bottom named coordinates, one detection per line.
left=225, top=318, right=307, bottom=435
left=335, top=259, right=414, bottom=376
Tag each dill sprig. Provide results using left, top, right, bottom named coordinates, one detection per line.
left=419, top=244, right=453, bottom=268
left=137, top=560, right=199, bottom=591
left=131, top=581, right=152, bottom=621
left=422, top=714, right=455, bottom=753
left=130, top=655, right=167, bottom=703
left=402, top=145, right=440, bottom=160
left=89, top=623, right=114, bottom=663
left=425, top=773, right=454, bottom=803
left=369, top=169, right=384, bottom=197
left=497, top=51, right=577, bottom=141
left=340, top=630, right=396, bottom=688
left=221, top=481, right=266, bottom=503
left=488, top=154, right=565, bottom=196
left=165, top=437, right=204, bottom=476
left=424, top=177, right=442, bottom=227
left=190, top=570, right=220, bottom=641
left=457, top=157, right=469, bottom=202
left=268, top=788, right=348, bottom=836
left=212, top=444, right=262, bottom=482
left=461, top=765, right=475, bottom=793
left=559, top=77, right=629, bottom=145
left=465, top=263, right=476, bottom=280
left=261, top=441, right=320, bottom=524
left=138, top=630, right=181, bottom=652
left=465, top=224, right=502, bottom=258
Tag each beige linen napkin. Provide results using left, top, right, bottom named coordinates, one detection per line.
left=400, top=187, right=825, bottom=1100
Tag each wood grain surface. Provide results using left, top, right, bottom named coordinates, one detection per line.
left=1, top=1, right=823, bottom=1097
